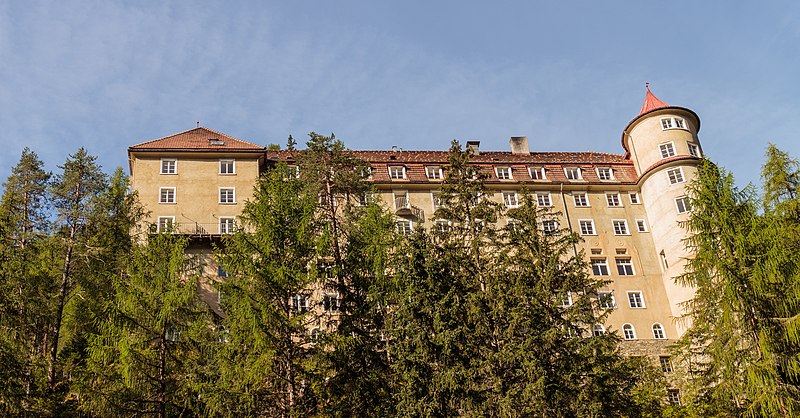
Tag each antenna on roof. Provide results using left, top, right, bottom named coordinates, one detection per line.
left=645, top=82, right=650, bottom=90
left=197, top=121, right=200, bottom=128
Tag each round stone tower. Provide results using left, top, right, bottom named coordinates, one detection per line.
left=622, top=85, right=703, bottom=336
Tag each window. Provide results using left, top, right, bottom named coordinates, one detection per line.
left=660, top=117, right=686, bottom=130
left=579, top=220, right=595, bottom=235
left=573, top=193, right=589, bottom=207
left=676, top=196, right=691, bottom=214
left=660, top=356, right=674, bottom=373
left=592, top=324, right=606, bottom=336
left=426, top=165, right=443, bottom=179
left=157, top=216, right=174, bottom=232
left=529, top=167, right=546, bottom=180
left=159, top=187, right=176, bottom=204
left=287, top=165, right=300, bottom=178
left=542, top=219, right=558, bottom=235
left=688, top=142, right=701, bottom=157
left=591, top=258, right=610, bottom=276
left=560, top=292, right=573, bottom=307
left=388, top=166, right=406, bottom=179
left=564, top=167, right=582, bottom=180
left=622, top=323, right=637, bottom=340
left=667, top=167, right=684, bottom=184
left=323, top=293, right=341, bottom=313
left=659, top=142, right=676, bottom=158
left=160, top=159, right=176, bottom=174
left=219, top=188, right=235, bottom=204
left=660, top=250, right=669, bottom=270
left=496, top=167, right=512, bottom=180
left=434, top=219, right=451, bottom=233
left=667, top=389, right=681, bottom=406
left=291, top=294, right=309, bottom=313
left=636, top=219, right=648, bottom=232
left=616, top=257, right=634, bottom=275
left=502, top=191, right=519, bottom=208
left=627, top=291, right=645, bottom=308
left=612, top=220, right=629, bottom=235
left=652, top=323, right=666, bottom=339
left=394, top=191, right=409, bottom=209
left=219, top=217, right=236, bottom=234
left=598, top=291, right=616, bottom=309
left=431, top=192, right=443, bottom=209
left=606, top=193, right=621, bottom=207
left=629, top=193, right=640, bottom=204
left=219, top=159, right=235, bottom=174
left=396, top=220, right=413, bottom=236
left=536, top=192, right=551, bottom=207
left=356, top=192, right=374, bottom=206
left=597, top=167, right=613, bottom=180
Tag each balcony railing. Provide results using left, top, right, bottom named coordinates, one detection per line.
left=394, top=196, right=425, bottom=222
left=152, top=222, right=236, bottom=236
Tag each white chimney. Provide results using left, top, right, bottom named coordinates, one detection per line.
left=466, top=140, right=480, bottom=156
left=509, top=136, right=529, bottom=154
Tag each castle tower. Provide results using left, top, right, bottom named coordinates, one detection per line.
left=622, top=85, right=702, bottom=335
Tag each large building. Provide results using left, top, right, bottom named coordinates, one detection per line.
left=128, top=87, right=701, bottom=367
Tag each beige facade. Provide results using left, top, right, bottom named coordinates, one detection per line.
left=127, top=89, right=702, bottom=362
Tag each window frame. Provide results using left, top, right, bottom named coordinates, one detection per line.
left=660, top=116, right=687, bottom=131
left=606, top=193, right=621, bottom=207
left=578, top=219, right=596, bottom=236
left=612, top=219, right=629, bottom=236
left=431, top=191, right=443, bottom=210
left=528, top=166, right=546, bottom=180
left=388, top=165, right=407, bottom=180
left=495, top=166, right=513, bottom=180
left=616, top=257, right=635, bottom=275
left=598, top=291, right=616, bottom=309
left=219, top=187, right=236, bottom=204
left=542, top=219, right=558, bottom=235
left=597, top=167, right=614, bottom=181
left=573, top=192, right=590, bottom=207
left=592, top=324, right=606, bottom=336
left=219, top=217, right=236, bottom=234
left=622, top=323, right=637, bottom=340
left=629, top=192, right=641, bottom=204
left=659, top=356, right=674, bottom=373
left=627, top=290, right=645, bottom=308
left=157, top=216, right=175, bottom=232
left=635, top=219, right=648, bottom=233
left=425, top=165, right=443, bottom=180
left=322, top=293, right=341, bottom=313
left=291, top=294, right=309, bottom=313
left=502, top=191, right=519, bottom=208
left=667, top=167, right=685, bottom=184
left=676, top=196, right=691, bottom=214
left=160, top=158, right=177, bottom=175
left=559, top=292, right=573, bottom=307
left=688, top=142, right=701, bottom=157
left=591, top=258, right=610, bottom=276
left=564, top=167, right=582, bottom=181
left=652, top=323, right=666, bottom=340
left=219, top=159, right=235, bottom=175
left=659, top=142, right=676, bottom=159
left=396, top=219, right=413, bottom=236
left=536, top=192, right=552, bottom=207
left=159, top=187, right=176, bottom=204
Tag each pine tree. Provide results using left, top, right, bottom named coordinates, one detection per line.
left=80, top=232, right=211, bottom=417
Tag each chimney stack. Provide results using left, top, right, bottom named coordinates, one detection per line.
left=509, top=136, right=529, bottom=154
left=466, top=140, right=480, bottom=156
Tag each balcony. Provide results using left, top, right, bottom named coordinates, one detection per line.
left=151, top=222, right=236, bottom=237
left=394, top=196, right=425, bottom=222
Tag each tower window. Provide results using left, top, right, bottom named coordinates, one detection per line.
left=659, top=142, right=676, bottom=159
left=636, top=219, right=648, bottom=232
left=676, top=196, right=692, bottom=214
left=660, top=117, right=687, bottom=130
left=688, top=142, right=701, bottom=157
left=667, top=168, right=684, bottom=184
left=629, top=193, right=641, bottom=204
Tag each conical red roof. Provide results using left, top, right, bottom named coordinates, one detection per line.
left=639, top=83, right=669, bottom=115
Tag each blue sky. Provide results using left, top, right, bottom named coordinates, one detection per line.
left=1, top=1, right=798, bottom=188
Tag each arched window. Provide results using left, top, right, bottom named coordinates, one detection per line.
left=652, top=323, right=666, bottom=340
left=592, top=324, right=606, bottom=336
left=622, top=323, right=637, bottom=340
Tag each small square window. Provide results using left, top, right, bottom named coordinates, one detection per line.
left=389, top=166, right=406, bottom=179
left=496, top=167, right=513, bottom=180
left=579, top=220, right=595, bottom=236
left=502, top=191, right=519, bottom=208
left=629, top=193, right=640, bottom=204
left=590, top=248, right=602, bottom=255
left=574, top=193, right=589, bottom=207
left=159, top=187, right=176, bottom=204
left=616, top=257, right=634, bottom=275
left=659, top=143, right=676, bottom=159
left=529, top=167, right=546, bottom=180
left=597, top=167, right=613, bottom=181
left=536, top=192, right=551, bottom=207
left=564, top=167, right=582, bottom=180
left=157, top=216, right=174, bottom=232
left=219, top=218, right=236, bottom=234
left=667, top=168, right=684, bottom=184
left=396, top=220, right=413, bottom=236
left=426, top=166, right=443, bottom=179
left=598, top=291, right=615, bottom=309
left=612, top=220, right=629, bottom=235
left=676, top=196, right=691, bottom=214
left=636, top=219, right=648, bottom=232
left=660, top=356, right=673, bottom=373
left=160, top=159, right=177, bottom=174
left=667, top=389, right=681, bottom=406
left=219, top=159, right=235, bottom=175
left=606, top=193, right=621, bottom=207
left=627, top=291, right=645, bottom=308
left=591, top=258, right=609, bottom=276
left=219, top=188, right=235, bottom=204
left=688, top=142, right=701, bottom=157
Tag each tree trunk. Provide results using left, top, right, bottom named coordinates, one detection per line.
left=48, top=226, right=75, bottom=388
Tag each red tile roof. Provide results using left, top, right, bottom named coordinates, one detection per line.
left=639, top=84, right=669, bottom=115
left=129, top=127, right=265, bottom=151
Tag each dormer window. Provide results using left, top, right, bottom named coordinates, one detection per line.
left=659, top=143, right=676, bottom=159
left=496, top=167, right=513, bottom=180
left=564, top=167, right=582, bottom=180
left=660, top=117, right=687, bottom=130
left=161, top=159, right=177, bottom=175
left=597, top=167, right=613, bottom=181
left=529, top=167, right=546, bottom=180
left=388, top=166, right=406, bottom=179
left=426, top=165, right=443, bottom=179
left=208, top=138, right=225, bottom=146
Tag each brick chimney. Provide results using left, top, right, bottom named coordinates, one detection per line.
left=509, top=136, right=529, bottom=154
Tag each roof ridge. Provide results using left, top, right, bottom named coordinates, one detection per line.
left=129, top=127, right=264, bottom=150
